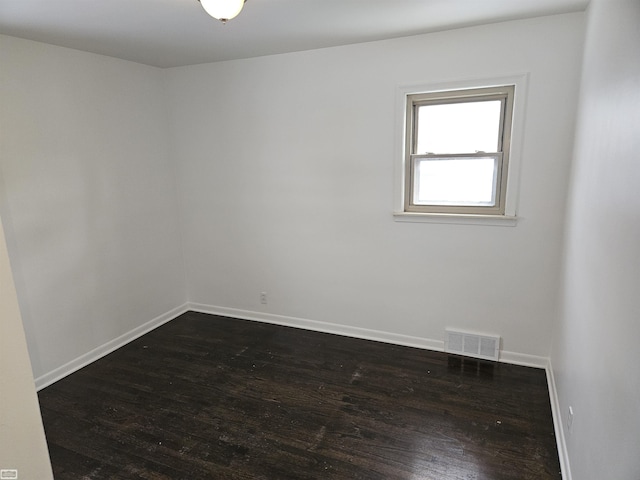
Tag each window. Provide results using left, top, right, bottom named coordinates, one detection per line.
left=403, top=85, right=515, bottom=217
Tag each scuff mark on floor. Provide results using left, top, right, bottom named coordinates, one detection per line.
left=81, top=466, right=102, bottom=479
left=308, top=425, right=327, bottom=451
left=350, top=366, right=363, bottom=384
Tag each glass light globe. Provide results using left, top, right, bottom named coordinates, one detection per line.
left=200, top=0, right=245, bottom=23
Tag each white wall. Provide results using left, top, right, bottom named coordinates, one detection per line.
left=0, top=35, right=186, bottom=380
left=551, top=1, right=640, bottom=478
left=0, top=215, right=53, bottom=479
left=165, top=13, right=585, bottom=359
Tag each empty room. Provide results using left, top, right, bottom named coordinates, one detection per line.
left=0, top=0, right=638, bottom=479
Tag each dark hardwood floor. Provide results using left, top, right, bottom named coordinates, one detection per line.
left=38, top=311, right=561, bottom=479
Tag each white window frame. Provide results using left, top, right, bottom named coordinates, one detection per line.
left=394, top=75, right=528, bottom=226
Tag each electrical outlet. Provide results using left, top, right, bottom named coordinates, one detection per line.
left=260, top=292, right=267, bottom=304
left=567, top=406, right=574, bottom=431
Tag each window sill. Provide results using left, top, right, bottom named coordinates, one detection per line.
left=393, top=212, right=518, bottom=226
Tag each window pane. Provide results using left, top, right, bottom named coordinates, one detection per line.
left=416, top=100, right=501, bottom=154
left=413, top=157, right=497, bottom=206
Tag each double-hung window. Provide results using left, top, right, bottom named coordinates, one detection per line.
left=404, top=85, right=515, bottom=216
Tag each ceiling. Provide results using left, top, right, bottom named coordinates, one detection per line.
left=0, top=0, right=589, bottom=68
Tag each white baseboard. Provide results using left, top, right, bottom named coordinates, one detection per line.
left=35, top=303, right=189, bottom=391
left=188, top=302, right=549, bottom=368
left=546, top=359, right=572, bottom=480
left=499, top=350, right=548, bottom=369
left=187, top=303, right=446, bottom=352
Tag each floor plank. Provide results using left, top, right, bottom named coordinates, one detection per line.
left=38, top=311, right=561, bottom=479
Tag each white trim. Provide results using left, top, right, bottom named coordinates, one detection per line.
left=187, top=302, right=445, bottom=352
left=34, top=300, right=551, bottom=382
left=32, top=302, right=550, bottom=390
left=189, top=302, right=549, bottom=368
left=499, top=350, right=548, bottom=369
left=393, top=212, right=518, bottom=226
left=34, top=303, right=189, bottom=391
left=546, top=358, right=572, bottom=480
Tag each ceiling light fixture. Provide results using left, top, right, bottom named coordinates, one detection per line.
left=199, top=0, right=246, bottom=24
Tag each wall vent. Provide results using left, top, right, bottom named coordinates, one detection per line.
left=445, top=329, right=500, bottom=361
